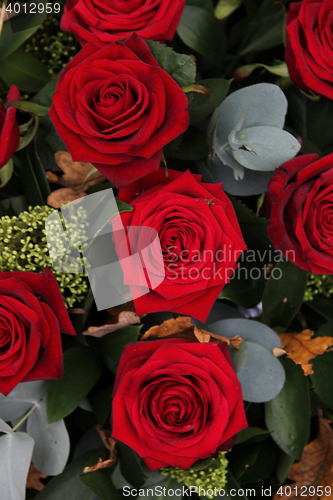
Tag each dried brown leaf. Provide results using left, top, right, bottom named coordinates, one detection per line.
left=26, top=462, right=47, bottom=491
left=81, top=426, right=117, bottom=475
left=82, top=311, right=141, bottom=338
left=278, top=330, right=333, bottom=375
left=273, top=411, right=333, bottom=500
left=142, top=316, right=242, bottom=349
left=52, top=152, right=106, bottom=188
left=47, top=186, right=87, bottom=208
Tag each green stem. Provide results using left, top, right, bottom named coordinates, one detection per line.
left=12, top=405, right=36, bottom=431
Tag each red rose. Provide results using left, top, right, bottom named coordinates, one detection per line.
left=49, top=34, right=189, bottom=189
left=61, top=0, right=187, bottom=48
left=0, top=268, right=75, bottom=396
left=267, top=153, right=333, bottom=274
left=285, top=0, right=333, bottom=100
left=115, top=169, right=246, bottom=323
left=0, top=85, right=20, bottom=169
left=111, top=338, right=247, bottom=470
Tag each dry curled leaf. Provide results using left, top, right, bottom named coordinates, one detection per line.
left=273, top=411, right=333, bottom=500
left=26, top=462, right=47, bottom=491
left=83, top=310, right=141, bottom=338
left=142, top=316, right=242, bottom=349
left=81, top=426, right=117, bottom=475
left=51, top=152, right=106, bottom=188
left=47, top=186, right=87, bottom=208
left=278, top=329, right=333, bottom=375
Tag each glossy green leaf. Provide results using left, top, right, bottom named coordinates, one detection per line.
left=177, top=6, right=226, bottom=66
left=92, top=385, right=113, bottom=426
left=224, top=471, right=249, bottom=499
left=306, top=295, right=333, bottom=322
left=17, top=116, right=39, bottom=151
left=46, top=347, right=101, bottom=424
left=0, top=158, right=14, bottom=188
left=80, top=448, right=121, bottom=500
left=236, top=427, right=272, bottom=445
left=262, top=260, right=308, bottom=329
left=215, top=0, right=241, bottom=20
left=6, top=100, right=50, bottom=116
left=33, top=77, right=57, bottom=107
left=116, top=441, right=148, bottom=488
left=220, top=272, right=265, bottom=308
left=100, top=326, right=141, bottom=363
left=189, top=78, right=231, bottom=124
left=0, top=47, right=50, bottom=92
left=265, top=357, right=310, bottom=460
left=187, top=0, right=214, bottom=12
left=239, top=439, right=277, bottom=484
left=145, top=40, right=196, bottom=88
left=0, top=4, right=47, bottom=59
left=311, top=351, right=333, bottom=410
left=240, top=8, right=285, bottom=55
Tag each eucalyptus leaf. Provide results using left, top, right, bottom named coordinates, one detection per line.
left=0, top=430, right=34, bottom=500
left=0, top=380, right=47, bottom=422
left=177, top=6, right=226, bottom=66
left=27, top=396, right=70, bottom=476
left=265, top=357, right=310, bottom=460
left=229, top=341, right=249, bottom=373
left=236, top=342, right=285, bottom=402
left=208, top=319, right=281, bottom=350
left=231, top=126, right=300, bottom=171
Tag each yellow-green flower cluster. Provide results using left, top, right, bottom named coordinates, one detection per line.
left=0, top=205, right=88, bottom=308
left=304, top=274, right=333, bottom=301
left=24, top=1, right=79, bottom=76
left=160, top=452, right=228, bottom=498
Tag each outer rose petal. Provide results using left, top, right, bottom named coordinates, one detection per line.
left=61, top=0, right=187, bottom=47
left=111, top=339, right=247, bottom=470
left=0, top=85, right=20, bottom=169
left=267, top=153, right=333, bottom=273
left=285, top=0, right=333, bottom=100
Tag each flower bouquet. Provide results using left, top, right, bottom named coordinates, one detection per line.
left=1, top=0, right=333, bottom=499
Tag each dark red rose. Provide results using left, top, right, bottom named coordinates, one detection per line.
left=0, top=85, right=20, bottom=169
left=49, top=34, right=189, bottom=189
left=115, top=169, right=246, bottom=323
left=285, top=0, right=333, bottom=100
left=267, top=153, right=333, bottom=274
left=0, top=268, right=76, bottom=396
left=111, top=338, right=247, bottom=470
left=61, top=0, right=187, bottom=48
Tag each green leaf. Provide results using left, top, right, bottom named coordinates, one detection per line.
left=186, top=0, right=214, bottom=12
left=239, top=439, right=278, bottom=484
left=265, top=357, right=310, bottom=461
left=0, top=47, right=50, bottom=92
left=116, top=441, right=148, bottom=488
left=169, top=125, right=209, bottom=160
left=34, top=451, right=96, bottom=500
left=188, top=78, right=232, bottom=123
left=16, top=140, right=51, bottom=206
left=145, top=40, right=196, bottom=88
left=177, top=6, right=226, bottom=67
left=17, top=116, right=39, bottom=151
left=100, top=326, right=141, bottom=363
left=235, top=62, right=289, bottom=81
left=46, top=346, right=101, bottom=424
left=80, top=448, right=121, bottom=500
left=225, top=471, right=249, bottom=499
left=215, top=0, right=241, bottom=20
left=262, top=260, right=308, bottom=329
left=92, top=385, right=113, bottom=426
left=311, top=351, right=333, bottom=410
left=220, top=271, right=265, bottom=308
left=236, top=427, right=272, bottom=445
left=229, top=442, right=262, bottom=481
left=306, top=295, right=333, bottom=322
left=0, top=4, right=47, bottom=59
left=0, top=158, right=14, bottom=188
left=240, top=8, right=285, bottom=55
left=33, top=77, right=57, bottom=107
left=6, top=100, right=50, bottom=116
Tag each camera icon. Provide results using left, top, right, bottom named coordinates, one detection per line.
left=45, top=188, right=164, bottom=310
